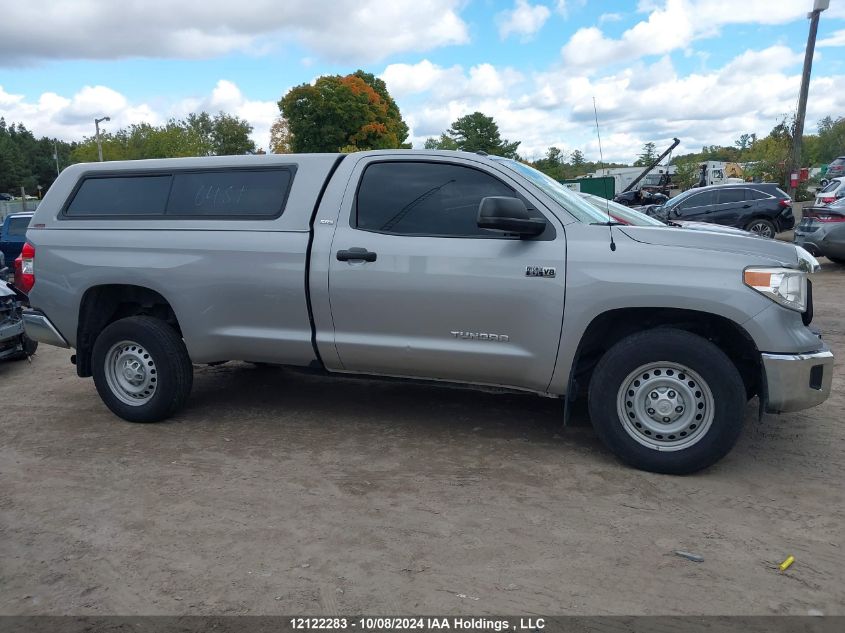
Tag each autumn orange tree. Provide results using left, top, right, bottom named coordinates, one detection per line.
left=278, top=70, right=409, bottom=153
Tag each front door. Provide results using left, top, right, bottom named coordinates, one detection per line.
left=709, top=187, right=749, bottom=226
left=326, top=157, right=566, bottom=393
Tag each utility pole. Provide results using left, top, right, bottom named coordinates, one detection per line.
left=789, top=0, right=828, bottom=199
left=94, top=116, right=110, bottom=162
left=53, top=141, right=60, bottom=177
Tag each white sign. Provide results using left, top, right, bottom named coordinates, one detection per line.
left=562, top=182, right=581, bottom=192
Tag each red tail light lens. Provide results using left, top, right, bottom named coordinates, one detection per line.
left=804, top=209, right=845, bottom=222
left=16, top=242, right=35, bottom=293
left=779, top=198, right=791, bottom=207
left=820, top=196, right=836, bottom=204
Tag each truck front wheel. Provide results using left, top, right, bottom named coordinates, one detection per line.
left=588, top=328, right=746, bottom=474
left=92, top=316, right=193, bottom=423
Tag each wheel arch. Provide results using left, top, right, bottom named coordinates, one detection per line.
left=564, top=307, right=761, bottom=405
left=76, top=284, right=183, bottom=377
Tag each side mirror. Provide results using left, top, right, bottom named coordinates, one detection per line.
left=477, top=197, right=546, bottom=237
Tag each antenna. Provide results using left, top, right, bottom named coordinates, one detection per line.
left=593, top=96, right=616, bottom=252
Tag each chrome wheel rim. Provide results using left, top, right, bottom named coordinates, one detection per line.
left=749, top=222, right=774, bottom=238
left=104, top=340, right=158, bottom=406
left=616, top=362, right=715, bottom=451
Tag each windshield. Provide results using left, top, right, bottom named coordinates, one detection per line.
left=579, top=193, right=666, bottom=226
left=493, top=158, right=610, bottom=223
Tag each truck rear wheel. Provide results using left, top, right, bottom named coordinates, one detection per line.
left=588, top=328, right=745, bottom=474
left=92, top=316, right=193, bottom=423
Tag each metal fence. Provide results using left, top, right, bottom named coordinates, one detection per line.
left=1, top=200, right=39, bottom=220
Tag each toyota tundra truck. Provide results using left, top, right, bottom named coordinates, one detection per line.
left=20, top=151, right=834, bottom=473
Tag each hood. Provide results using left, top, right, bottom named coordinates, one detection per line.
left=619, top=225, right=799, bottom=267
left=674, top=221, right=754, bottom=237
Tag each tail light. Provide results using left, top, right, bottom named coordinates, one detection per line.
left=819, top=196, right=836, bottom=204
left=803, top=209, right=845, bottom=223
left=778, top=198, right=791, bottom=208
left=16, top=242, right=35, bottom=293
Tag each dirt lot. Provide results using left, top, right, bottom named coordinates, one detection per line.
left=2, top=261, right=844, bottom=617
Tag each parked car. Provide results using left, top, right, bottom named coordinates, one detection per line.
left=20, top=151, right=832, bottom=474
left=579, top=193, right=754, bottom=236
left=645, top=183, right=793, bottom=238
left=613, top=189, right=668, bottom=207
left=0, top=261, right=37, bottom=361
left=819, top=156, right=845, bottom=187
left=794, top=197, right=845, bottom=265
left=0, top=192, right=14, bottom=201
left=0, top=211, right=34, bottom=268
left=813, top=177, right=845, bottom=206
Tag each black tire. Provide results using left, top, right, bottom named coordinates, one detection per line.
left=616, top=198, right=630, bottom=206
left=827, top=256, right=845, bottom=265
left=745, top=218, right=777, bottom=238
left=588, top=328, right=746, bottom=475
left=92, top=316, right=193, bottom=423
left=10, top=334, right=38, bottom=361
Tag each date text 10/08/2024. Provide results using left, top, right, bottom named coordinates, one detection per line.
left=289, top=618, right=546, bottom=631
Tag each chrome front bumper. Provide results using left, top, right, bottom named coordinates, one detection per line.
left=762, top=346, right=834, bottom=413
left=22, top=309, right=70, bottom=348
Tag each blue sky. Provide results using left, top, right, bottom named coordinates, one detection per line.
left=1, top=0, right=844, bottom=162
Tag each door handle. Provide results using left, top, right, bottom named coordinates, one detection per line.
left=337, top=247, right=377, bottom=262
left=742, top=204, right=752, bottom=208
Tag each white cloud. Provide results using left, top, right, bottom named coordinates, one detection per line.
left=561, top=0, right=814, bottom=69
left=382, top=41, right=844, bottom=163
left=0, top=80, right=279, bottom=151
left=381, top=60, right=523, bottom=101
left=817, top=29, right=845, bottom=47
left=0, top=0, right=469, bottom=65
left=598, top=12, right=624, bottom=24
left=497, top=0, right=552, bottom=41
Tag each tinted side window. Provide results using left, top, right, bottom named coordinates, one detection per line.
left=66, top=176, right=171, bottom=216
left=356, top=162, right=516, bottom=237
left=7, top=217, right=30, bottom=236
left=679, top=191, right=715, bottom=209
left=747, top=189, right=769, bottom=200
left=167, top=169, right=292, bottom=216
left=718, top=189, right=745, bottom=203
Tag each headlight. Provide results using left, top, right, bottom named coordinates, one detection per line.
left=795, top=245, right=820, bottom=273
left=744, top=267, right=807, bottom=312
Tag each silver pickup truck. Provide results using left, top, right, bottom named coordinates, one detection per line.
left=21, top=150, right=833, bottom=473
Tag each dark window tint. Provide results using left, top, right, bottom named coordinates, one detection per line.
left=167, top=169, right=292, bottom=216
left=718, top=189, right=746, bottom=204
left=678, top=191, right=716, bottom=209
left=66, top=176, right=171, bottom=216
left=747, top=188, right=770, bottom=200
left=356, top=162, right=516, bottom=236
left=7, top=217, right=30, bottom=236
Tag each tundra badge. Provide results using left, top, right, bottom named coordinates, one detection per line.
left=526, top=266, right=556, bottom=278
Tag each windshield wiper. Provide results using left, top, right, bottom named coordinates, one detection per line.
left=590, top=221, right=626, bottom=226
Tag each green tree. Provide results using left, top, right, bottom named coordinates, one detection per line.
left=570, top=149, right=586, bottom=168
left=435, top=112, right=520, bottom=157
left=633, top=142, right=657, bottom=166
left=269, top=117, right=293, bottom=154
left=532, top=146, right=567, bottom=180
left=69, top=112, right=255, bottom=164
left=0, top=119, right=77, bottom=195
left=734, top=133, right=756, bottom=151
left=424, top=133, right=458, bottom=150
left=672, top=161, right=700, bottom=190
left=279, top=70, right=410, bottom=153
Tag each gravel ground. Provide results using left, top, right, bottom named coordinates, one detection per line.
left=1, top=260, right=843, bottom=616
